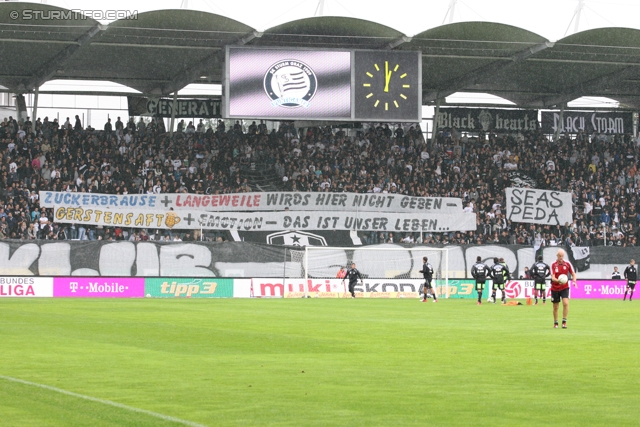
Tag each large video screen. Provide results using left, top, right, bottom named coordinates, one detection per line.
left=225, top=47, right=352, bottom=120
left=224, top=47, right=422, bottom=122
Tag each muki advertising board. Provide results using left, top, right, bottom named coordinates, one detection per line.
left=245, top=278, right=479, bottom=299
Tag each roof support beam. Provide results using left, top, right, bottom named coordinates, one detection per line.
left=0, top=39, right=75, bottom=45
left=0, top=88, right=221, bottom=97
left=422, top=41, right=553, bottom=103
left=149, top=30, right=263, bottom=96
left=16, top=23, right=105, bottom=92
left=384, top=35, right=412, bottom=50
left=148, top=50, right=222, bottom=96
left=539, top=66, right=639, bottom=108
left=238, top=30, right=264, bottom=46
left=90, top=42, right=219, bottom=50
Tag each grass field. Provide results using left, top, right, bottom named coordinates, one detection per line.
left=0, top=298, right=639, bottom=427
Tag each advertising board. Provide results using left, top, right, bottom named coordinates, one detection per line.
left=145, top=278, right=234, bottom=298
left=571, top=280, right=628, bottom=299
left=0, top=277, right=53, bottom=297
left=53, top=277, right=145, bottom=298
left=244, top=278, right=478, bottom=299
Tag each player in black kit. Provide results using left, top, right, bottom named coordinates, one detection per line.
left=471, top=256, right=489, bottom=305
left=530, top=256, right=550, bottom=305
left=420, top=256, right=437, bottom=302
left=489, top=257, right=510, bottom=304
left=342, top=262, right=363, bottom=298
left=623, top=259, right=637, bottom=301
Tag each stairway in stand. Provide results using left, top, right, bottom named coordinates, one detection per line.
left=243, top=167, right=283, bottom=192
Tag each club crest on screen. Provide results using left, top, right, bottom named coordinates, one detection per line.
left=264, top=59, right=318, bottom=108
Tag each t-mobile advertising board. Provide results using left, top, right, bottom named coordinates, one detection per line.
left=492, top=279, right=628, bottom=299
left=0, top=277, right=53, bottom=297
left=53, top=277, right=145, bottom=298
left=571, top=280, right=628, bottom=299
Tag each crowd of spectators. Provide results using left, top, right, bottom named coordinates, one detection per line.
left=0, top=112, right=639, bottom=248
left=273, top=122, right=640, bottom=248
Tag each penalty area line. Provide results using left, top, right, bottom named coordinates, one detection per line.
left=0, top=375, right=208, bottom=427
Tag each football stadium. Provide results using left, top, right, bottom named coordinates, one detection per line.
left=1, top=1, right=640, bottom=425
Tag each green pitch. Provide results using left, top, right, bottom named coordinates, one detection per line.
left=0, top=298, right=638, bottom=427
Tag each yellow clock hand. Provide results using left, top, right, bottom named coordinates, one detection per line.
left=384, top=61, right=392, bottom=93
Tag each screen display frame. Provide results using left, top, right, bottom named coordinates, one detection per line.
left=223, top=47, right=422, bottom=123
left=224, top=46, right=353, bottom=121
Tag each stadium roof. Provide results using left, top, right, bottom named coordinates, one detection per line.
left=2, top=2, right=640, bottom=108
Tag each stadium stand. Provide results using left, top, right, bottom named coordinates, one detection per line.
left=0, top=114, right=638, bottom=247
left=1, top=5, right=640, bottom=248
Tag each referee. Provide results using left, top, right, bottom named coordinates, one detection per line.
left=623, top=259, right=637, bottom=301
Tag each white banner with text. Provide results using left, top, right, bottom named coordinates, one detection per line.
left=53, top=206, right=477, bottom=232
left=41, top=191, right=463, bottom=213
left=505, top=187, right=572, bottom=225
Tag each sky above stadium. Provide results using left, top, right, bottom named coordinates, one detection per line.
left=18, top=0, right=640, bottom=41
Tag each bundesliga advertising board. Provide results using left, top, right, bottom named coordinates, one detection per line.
left=0, top=277, right=53, bottom=297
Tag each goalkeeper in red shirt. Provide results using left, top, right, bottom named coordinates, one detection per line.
left=550, top=249, right=578, bottom=329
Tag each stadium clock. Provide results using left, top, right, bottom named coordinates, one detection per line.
left=353, top=50, right=421, bottom=122
left=361, top=60, right=411, bottom=112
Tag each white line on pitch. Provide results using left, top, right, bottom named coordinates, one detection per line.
left=0, top=375, right=208, bottom=427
